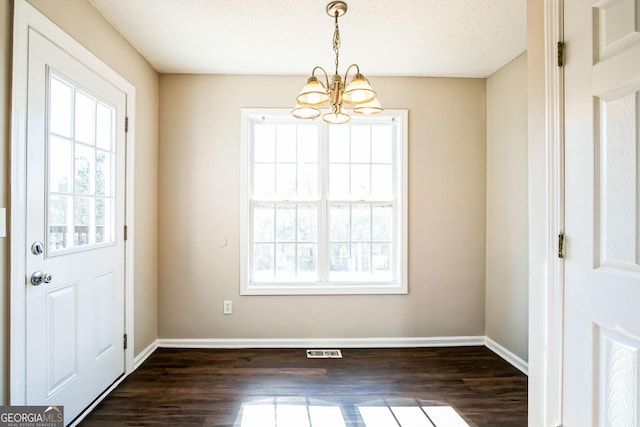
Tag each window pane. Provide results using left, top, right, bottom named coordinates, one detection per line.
left=371, top=165, right=393, bottom=199
left=351, top=164, right=370, bottom=198
left=275, top=243, right=296, bottom=278
left=330, top=243, right=350, bottom=273
left=276, top=125, right=296, bottom=162
left=329, top=205, right=350, bottom=242
left=254, top=205, right=275, bottom=242
left=276, top=164, right=296, bottom=198
left=351, top=243, right=371, bottom=274
left=329, top=165, right=349, bottom=199
left=297, top=206, right=317, bottom=242
left=75, top=144, right=95, bottom=195
left=75, top=91, right=95, bottom=145
left=254, top=243, right=275, bottom=280
left=298, top=163, right=318, bottom=199
left=96, top=102, right=113, bottom=151
left=49, top=195, right=70, bottom=251
left=371, top=126, right=393, bottom=163
left=351, top=126, right=370, bottom=163
left=49, top=136, right=73, bottom=194
left=372, top=206, right=393, bottom=241
left=373, top=243, right=392, bottom=276
left=96, top=150, right=112, bottom=196
left=297, top=125, right=318, bottom=162
left=352, top=205, right=371, bottom=242
left=297, top=244, right=317, bottom=278
left=50, top=77, right=73, bottom=138
left=329, top=126, right=350, bottom=162
left=254, top=164, right=275, bottom=198
left=275, top=206, right=296, bottom=242
left=254, top=124, right=275, bottom=162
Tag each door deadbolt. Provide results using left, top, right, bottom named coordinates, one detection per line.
left=30, top=271, right=52, bottom=286
left=31, top=241, right=44, bottom=255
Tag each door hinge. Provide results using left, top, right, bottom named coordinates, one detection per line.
left=123, top=333, right=128, bottom=350
left=558, top=233, right=565, bottom=259
left=557, top=41, right=565, bottom=67
left=125, top=116, right=129, bottom=133
left=124, top=225, right=128, bottom=241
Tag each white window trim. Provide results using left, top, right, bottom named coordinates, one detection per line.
left=240, top=108, right=408, bottom=295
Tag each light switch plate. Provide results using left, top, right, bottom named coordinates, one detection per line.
left=0, top=208, right=5, bottom=238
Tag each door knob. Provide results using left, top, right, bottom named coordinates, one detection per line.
left=30, top=271, right=52, bottom=286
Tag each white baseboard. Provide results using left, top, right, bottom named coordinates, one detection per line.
left=484, top=336, right=529, bottom=375
left=133, top=339, right=159, bottom=370
left=157, top=336, right=486, bottom=349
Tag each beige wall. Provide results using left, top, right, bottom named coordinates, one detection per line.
left=0, top=0, right=12, bottom=405
left=158, top=75, right=487, bottom=339
left=485, top=53, right=529, bottom=362
left=0, top=0, right=159, bottom=403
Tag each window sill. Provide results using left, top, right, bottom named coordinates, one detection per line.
left=240, top=282, right=408, bottom=296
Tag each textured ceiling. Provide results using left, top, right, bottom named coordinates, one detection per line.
left=88, top=0, right=526, bottom=78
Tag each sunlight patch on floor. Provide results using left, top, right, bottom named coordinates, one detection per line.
left=237, top=397, right=469, bottom=427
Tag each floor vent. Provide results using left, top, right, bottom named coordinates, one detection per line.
left=306, top=349, right=343, bottom=359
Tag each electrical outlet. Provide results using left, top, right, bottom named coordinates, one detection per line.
left=223, top=300, right=232, bottom=315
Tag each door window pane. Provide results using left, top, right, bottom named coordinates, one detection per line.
left=74, top=144, right=94, bottom=195
left=49, top=136, right=72, bottom=194
left=96, top=151, right=112, bottom=196
left=74, top=197, right=90, bottom=246
left=95, top=102, right=113, bottom=151
left=50, top=77, right=73, bottom=138
left=75, top=91, right=96, bottom=145
left=48, top=195, right=70, bottom=251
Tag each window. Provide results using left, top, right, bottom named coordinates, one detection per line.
left=240, top=109, right=407, bottom=295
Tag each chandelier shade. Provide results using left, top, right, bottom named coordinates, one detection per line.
left=292, top=103, right=322, bottom=119
left=296, top=76, right=330, bottom=106
left=353, top=96, right=383, bottom=115
left=323, top=105, right=351, bottom=124
left=292, top=1, right=383, bottom=124
left=342, top=74, right=376, bottom=104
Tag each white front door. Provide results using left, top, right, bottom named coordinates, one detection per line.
left=563, top=0, right=640, bottom=424
left=24, top=28, right=126, bottom=424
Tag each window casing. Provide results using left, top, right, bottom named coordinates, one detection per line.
left=240, top=109, right=407, bottom=295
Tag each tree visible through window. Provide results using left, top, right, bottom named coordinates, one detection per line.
left=241, top=109, right=407, bottom=295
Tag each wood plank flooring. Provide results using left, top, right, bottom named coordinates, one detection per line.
left=79, top=346, right=527, bottom=427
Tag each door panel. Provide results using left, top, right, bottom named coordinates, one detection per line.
left=46, top=282, right=79, bottom=396
left=564, top=0, right=640, bottom=425
left=25, top=28, right=126, bottom=424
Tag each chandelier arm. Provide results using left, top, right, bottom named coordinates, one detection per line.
left=311, top=66, right=331, bottom=91
left=342, top=63, right=361, bottom=85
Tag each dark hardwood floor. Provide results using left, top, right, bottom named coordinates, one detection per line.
left=79, top=346, right=527, bottom=427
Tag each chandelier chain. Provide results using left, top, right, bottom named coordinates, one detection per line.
left=332, top=11, right=341, bottom=76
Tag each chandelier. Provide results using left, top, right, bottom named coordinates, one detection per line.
left=292, top=1, right=383, bottom=124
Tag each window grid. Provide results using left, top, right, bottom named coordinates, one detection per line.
left=242, top=110, right=406, bottom=294
left=47, top=74, right=116, bottom=254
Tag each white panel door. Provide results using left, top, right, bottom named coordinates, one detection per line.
left=25, top=28, right=126, bottom=424
left=564, top=0, right=640, bottom=425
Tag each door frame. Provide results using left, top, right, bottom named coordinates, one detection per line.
left=529, top=0, right=565, bottom=425
left=9, top=0, right=136, bottom=404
